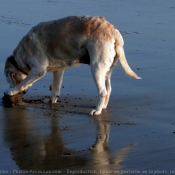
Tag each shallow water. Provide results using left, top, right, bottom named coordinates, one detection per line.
left=0, top=0, right=175, bottom=174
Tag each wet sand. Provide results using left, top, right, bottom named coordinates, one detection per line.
left=0, top=0, right=175, bottom=174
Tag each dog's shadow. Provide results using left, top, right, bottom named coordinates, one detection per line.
left=2, top=103, right=135, bottom=171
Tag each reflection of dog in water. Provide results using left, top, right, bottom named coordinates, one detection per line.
left=3, top=108, right=135, bottom=171
left=4, top=16, right=140, bottom=115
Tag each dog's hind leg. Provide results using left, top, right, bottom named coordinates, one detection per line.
left=103, top=69, right=112, bottom=109
left=88, top=40, right=115, bottom=115
left=51, top=69, right=64, bottom=103
left=89, top=63, right=108, bottom=116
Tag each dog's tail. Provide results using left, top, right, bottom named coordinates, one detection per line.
left=114, top=31, right=141, bottom=79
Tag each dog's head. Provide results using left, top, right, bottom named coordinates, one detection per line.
left=4, top=55, right=27, bottom=88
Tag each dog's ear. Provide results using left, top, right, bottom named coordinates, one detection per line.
left=12, top=72, right=21, bottom=85
left=6, top=70, right=17, bottom=88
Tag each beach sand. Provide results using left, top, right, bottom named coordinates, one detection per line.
left=0, top=0, right=175, bottom=174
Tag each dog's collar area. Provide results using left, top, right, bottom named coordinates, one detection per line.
left=9, top=55, right=28, bottom=75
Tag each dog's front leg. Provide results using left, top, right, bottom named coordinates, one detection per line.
left=6, top=67, right=46, bottom=96
left=51, top=69, right=64, bottom=103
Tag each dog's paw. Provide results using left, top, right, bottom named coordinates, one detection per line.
left=89, top=109, right=102, bottom=116
left=4, top=88, right=18, bottom=96
left=51, top=95, right=59, bottom=103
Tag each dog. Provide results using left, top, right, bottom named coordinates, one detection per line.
left=4, top=16, right=140, bottom=115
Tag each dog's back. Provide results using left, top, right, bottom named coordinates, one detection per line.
left=31, top=15, right=117, bottom=49
left=13, top=16, right=118, bottom=63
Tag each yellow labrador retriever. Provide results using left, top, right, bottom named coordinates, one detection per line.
left=4, top=16, right=140, bottom=115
